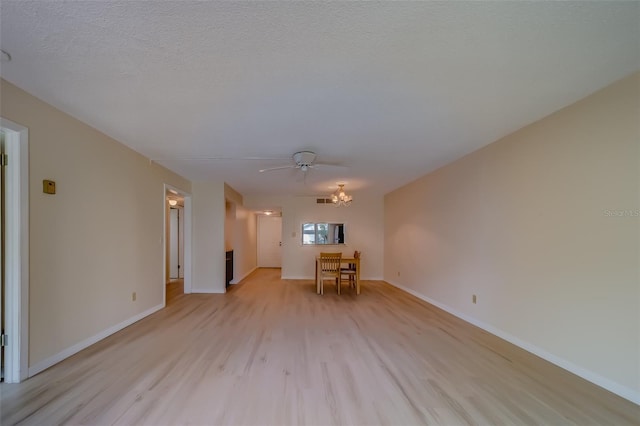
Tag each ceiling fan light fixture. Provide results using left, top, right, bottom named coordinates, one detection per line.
left=293, top=151, right=317, bottom=166
left=258, top=150, right=344, bottom=174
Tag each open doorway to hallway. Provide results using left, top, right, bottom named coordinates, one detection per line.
left=167, top=201, right=184, bottom=304
left=164, top=185, right=191, bottom=305
left=169, top=205, right=184, bottom=281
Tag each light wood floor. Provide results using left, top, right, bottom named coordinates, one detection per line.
left=1, top=269, right=638, bottom=425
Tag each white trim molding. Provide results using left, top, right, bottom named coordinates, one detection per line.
left=190, top=288, right=226, bottom=294
left=1, top=118, right=29, bottom=383
left=29, top=304, right=163, bottom=377
left=386, top=280, right=640, bottom=406
left=182, top=196, right=192, bottom=294
left=281, top=275, right=309, bottom=280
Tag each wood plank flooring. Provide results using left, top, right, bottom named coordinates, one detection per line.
left=1, top=268, right=638, bottom=425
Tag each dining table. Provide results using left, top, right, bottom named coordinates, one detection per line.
left=315, top=256, right=361, bottom=295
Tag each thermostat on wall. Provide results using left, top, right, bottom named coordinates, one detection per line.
left=43, top=179, right=56, bottom=194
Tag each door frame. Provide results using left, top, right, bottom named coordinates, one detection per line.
left=163, top=184, right=192, bottom=305
left=1, top=118, right=29, bottom=383
left=169, top=207, right=180, bottom=279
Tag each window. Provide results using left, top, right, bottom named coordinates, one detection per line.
left=302, top=223, right=345, bottom=245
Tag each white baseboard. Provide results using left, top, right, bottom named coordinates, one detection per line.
left=386, top=280, right=640, bottom=406
left=191, top=288, right=225, bottom=294
left=230, top=267, right=257, bottom=284
left=28, top=303, right=164, bottom=377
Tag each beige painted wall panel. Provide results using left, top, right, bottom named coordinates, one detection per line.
left=0, top=79, right=191, bottom=367
left=384, top=72, right=640, bottom=397
left=222, top=183, right=257, bottom=284
left=225, top=201, right=234, bottom=251
left=233, top=205, right=258, bottom=282
left=224, top=182, right=243, bottom=206
left=192, top=181, right=226, bottom=293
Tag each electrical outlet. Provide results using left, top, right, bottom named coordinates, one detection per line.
left=472, top=294, right=477, bottom=304
left=132, top=292, right=137, bottom=302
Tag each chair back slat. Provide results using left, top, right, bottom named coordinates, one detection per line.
left=319, top=252, right=342, bottom=274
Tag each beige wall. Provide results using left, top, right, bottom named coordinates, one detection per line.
left=224, top=183, right=241, bottom=252
left=224, top=182, right=243, bottom=205
left=225, top=201, right=234, bottom=251
left=384, top=72, right=640, bottom=402
left=192, top=181, right=226, bottom=293
left=245, top=194, right=384, bottom=279
left=0, top=79, right=192, bottom=369
left=232, top=205, right=258, bottom=283
left=224, top=183, right=258, bottom=284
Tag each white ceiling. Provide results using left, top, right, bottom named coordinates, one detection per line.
left=1, top=1, right=638, bottom=197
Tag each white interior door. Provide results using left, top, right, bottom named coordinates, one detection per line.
left=258, top=215, right=282, bottom=268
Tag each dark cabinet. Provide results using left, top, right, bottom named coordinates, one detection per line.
left=225, top=250, right=233, bottom=287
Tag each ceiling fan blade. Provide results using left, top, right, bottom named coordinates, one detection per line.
left=259, top=165, right=297, bottom=173
left=310, top=163, right=348, bottom=170
left=151, top=156, right=288, bottom=161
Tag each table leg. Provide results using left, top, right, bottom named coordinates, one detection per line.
left=315, top=258, right=320, bottom=294
left=356, top=259, right=361, bottom=295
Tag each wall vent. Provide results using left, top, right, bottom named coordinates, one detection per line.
left=316, top=198, right=333, bottom=204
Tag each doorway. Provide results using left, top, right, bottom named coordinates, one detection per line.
left=164, top=185, right=191, bottom=306
left=0, top=118, right=29, bottom=383
left=257, top=214, right=282, bottom=268
left=169, top=206, right=184, bottom=279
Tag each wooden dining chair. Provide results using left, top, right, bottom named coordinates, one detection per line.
left=319, top=252, right=342, bottom=295
left=340, top=250, right=359, bottom=292
left=340, top=263, right=357, bottom=290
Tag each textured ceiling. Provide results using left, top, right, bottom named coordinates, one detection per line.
left=1, top=1, right=639, bottom=197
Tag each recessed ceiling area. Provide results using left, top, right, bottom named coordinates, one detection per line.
left=1, top=1, right=638, bottom=196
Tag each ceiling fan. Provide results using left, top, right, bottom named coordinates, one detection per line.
left=259, top=151, right=343, bottom=173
